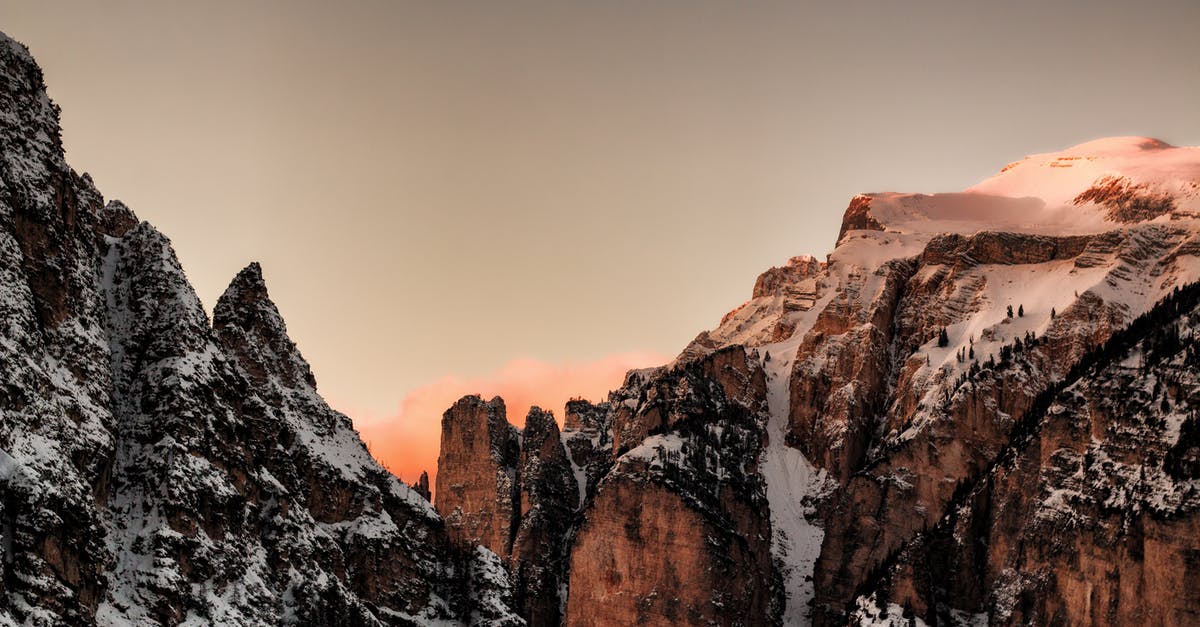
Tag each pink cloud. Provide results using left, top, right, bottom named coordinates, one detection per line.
left=337, top=351, right=668, bottom=491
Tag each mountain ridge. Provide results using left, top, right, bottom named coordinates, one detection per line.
left=3, top=28, right=1200, bottom=627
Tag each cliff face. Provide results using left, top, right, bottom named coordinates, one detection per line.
left=511, top=408, right=577, bottom=627
left=695, top=137, right=1200, bottom=626
left=430, top=346, right=776, bottom=625
left=566, top=346, right=774, bottom=626
left=854, top=286, right=1200, bottom=626
left=436, top=395, right=521, bottom=558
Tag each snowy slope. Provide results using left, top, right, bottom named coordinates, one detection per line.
left=758, top=329, right=835, bottom=624
left=684, top=134, right=1200, bottom=625
left=0, top=30, right=473, bottom=626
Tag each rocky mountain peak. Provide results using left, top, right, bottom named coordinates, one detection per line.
left=517, top=407, right=577, bottom=517
left=1, top=32, right=467, bottom=625
left=1, top=34, right=63, bottom=181
left=520, top=407, right=559, bottom=459
left=837, top=194, right=884, bottom=243
left=436, top=395, right=521, bottom=556
left=213, top=261, right=317, bottom=391
left=96, top=199, right=138, bottom=237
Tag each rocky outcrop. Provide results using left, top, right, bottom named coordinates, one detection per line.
left=1075, top=174, right=1177, bottom=223
left=787, top=257, right=916, bottom=484
left=414, top=470, right=431, bottom=501
left=0, top=34, right=122, bottom=624
left=511, top=408, right=578, bottom=626
left=837, top=195, right=885, bottom=243
left=566, top=346, right=774, bottom=626
left=753, top=255, right=823, bottom=299
left=212, top=260, right=459, bottom=622
left=431, top=348, right=775, bottom=625
left=213, top=261, right=316, bottom=392
left=561, top=399, right=613, bottom=504
left=436, top=395, right=521, bottom=557
left=919, top=231, right=1093, bottom=268
left=611, top=345, right=767, bottom=456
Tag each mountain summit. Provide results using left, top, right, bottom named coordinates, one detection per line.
left=3, top=29, right=1200, bottom=627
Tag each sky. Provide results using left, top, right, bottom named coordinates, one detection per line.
left=2, top=0, right=1198, bottom=483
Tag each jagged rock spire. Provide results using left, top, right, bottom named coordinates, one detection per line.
left=435, top=395, right=521, bottom=556
left=511, top=407, right=578, bottom=625
left=213, top=262, right=316, bottom=391
left=96, top=199, right=138, bottom=237
left=414, top=470, right=431, bottom=501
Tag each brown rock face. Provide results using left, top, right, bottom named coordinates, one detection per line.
left=783, top=224, right=1200, bottom=623
left=567, top=481, right=766, bottom=627
left=753, top=254, right=823, bottom=299
left=566, top=346, right=774, bottom=626
left=788, top=258, right=915, bottom=483
left=436, top=395, right=521, bottom=557
left=919, top=231, right=1093, bottom=268
left=837, top=194, right=885, bottom=243
left=1074, top=174, right=1177, bottom=223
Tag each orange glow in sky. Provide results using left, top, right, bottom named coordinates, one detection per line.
left=342, top=351, right=667, bottom=489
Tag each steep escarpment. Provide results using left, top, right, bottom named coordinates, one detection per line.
left=436, top=395, right=521, bottom=558
left=434, top=347, right=777, bottom=625
left=850, top=283, right=1200, bottom=626
left=807, top=222, right=1200, bottom=624
left=0, top=32, right=122, bottom=624
left=510, top=408, right=577, bottom=627
left=567, top=346, right=774, bottom=626
left=669, top=136, right=1200, bottom=625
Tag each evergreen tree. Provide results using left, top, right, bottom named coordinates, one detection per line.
left=1018, top=304, right=1024, bottom=317
left=937, top=327, right=950, bottom=347
left=1007, top=304, right=1014, bottom=318
left=1051, top=307, right=1057, bottom=319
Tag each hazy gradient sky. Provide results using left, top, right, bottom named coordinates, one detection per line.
left=3, top=1, right=1198, bottom=479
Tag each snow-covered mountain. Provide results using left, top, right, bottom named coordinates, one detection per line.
left=4, top=27, right=1200, bottom=627
left=0, top=32, right=473, bottom=626
left=683, top=134, right=1200, bottom=625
